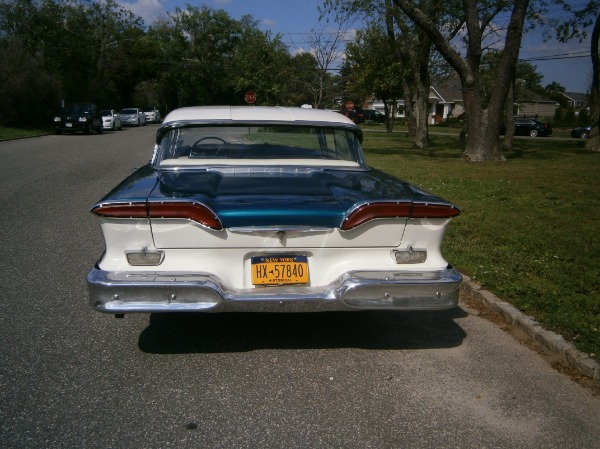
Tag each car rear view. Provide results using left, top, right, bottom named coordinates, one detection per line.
left=87, top=106, right=461, bottom=315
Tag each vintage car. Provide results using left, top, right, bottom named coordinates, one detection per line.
left=87, top=106, right=461, bottom=315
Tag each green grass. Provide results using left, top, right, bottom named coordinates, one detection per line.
left=362, top=131, right=600, bottom=360
left=0, top=126, right=51, bottom=140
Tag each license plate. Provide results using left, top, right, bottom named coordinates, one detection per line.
left=65, top=123, right=72, bottom=127
left=251, top=255, right=309, bottom=286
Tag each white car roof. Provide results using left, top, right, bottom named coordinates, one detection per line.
left=162, top=106, right=356, bottom=127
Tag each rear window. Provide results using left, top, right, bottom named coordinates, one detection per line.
left=154, top=125, right=363, bottom=168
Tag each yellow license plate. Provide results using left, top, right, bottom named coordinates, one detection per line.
left=251, top=255, right=309, bottom=286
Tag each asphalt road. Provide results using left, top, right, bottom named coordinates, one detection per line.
left=1, top=126, right=599, bottom=448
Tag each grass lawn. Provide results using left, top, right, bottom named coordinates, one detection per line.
left=0, top=126, right=52, bottom=140
left=362, top=130, right=599, bottom=360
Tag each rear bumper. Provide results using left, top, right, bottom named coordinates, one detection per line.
left=87, top=267, right=462, bottom=313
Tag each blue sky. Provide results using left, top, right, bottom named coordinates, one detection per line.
left=119, top=0, right=593, bottom=93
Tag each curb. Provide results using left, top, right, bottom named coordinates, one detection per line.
left=459, top=275, right=600, bottom=386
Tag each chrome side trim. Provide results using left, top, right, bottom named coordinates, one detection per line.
left=87, top=267, right=461, bottom=313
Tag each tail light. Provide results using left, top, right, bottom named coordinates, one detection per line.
left=91, top=203, right=147, bottom=218
left=91, top=201, right=223, bottom=230
left=148, top=202, right=222, bottom=230
left=340, top=201, right=460, bottom=231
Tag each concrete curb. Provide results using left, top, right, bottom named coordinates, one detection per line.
left=459, top=275, right=600, bottom=386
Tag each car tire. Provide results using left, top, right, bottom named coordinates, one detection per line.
left=529, top=129, right=538, bottom=137
left=581, top=131, right=589, bottom=139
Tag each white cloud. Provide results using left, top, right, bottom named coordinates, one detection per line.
left=262, top=18, right=277, bottom=27
left=118, top=0, right=168, bottom=25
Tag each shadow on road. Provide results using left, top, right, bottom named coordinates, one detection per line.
left=138, top=308, right=468, bottom=354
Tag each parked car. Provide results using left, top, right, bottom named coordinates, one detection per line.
left=571, top=125, right=591, bottom=139
left=119, top=108, right=147, bottom=126
left=142, top=106, right=161, bottom=124
left=514, top=118, right=552, bottom=137
left=338, top=109, right=365, bottom=124
left=87, top=106, right=462, bottom=316
left=362, top=109, right=386, bottom=123
left=101, top=109, right=122, bottom=131
left=54, top=102, right=103, bottom=134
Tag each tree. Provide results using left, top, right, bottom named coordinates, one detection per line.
left=391, top=0, right=531, bottom=161
left=230, top=20, right=291, bottom=105
left=323, top=0, right=447, bottom=148
left=344, top=24, right=404, bottom=131
left=586, top=12, right=599, bottom=152
left=289, top=23, right=349, bottom=108
left=553, top=1, right=599, bottom=151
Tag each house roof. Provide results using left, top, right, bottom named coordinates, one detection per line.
left=561, top=91, right=589, bottom=102
left=431, top=77, right=463, bottom=103
left=518, top=89, right=556, bottom=104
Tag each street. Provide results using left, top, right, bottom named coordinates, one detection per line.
left=0, top=126, right=598, bottom=448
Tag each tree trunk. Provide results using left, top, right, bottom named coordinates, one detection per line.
left=402, top=80, right=416, bottom=138
left=412, top=66, right=429, bottom=149
left=586, top=13, right=600, bottom=152
left=382, top=97, right=393, bottom=132
left=413, top=84, right=429, bottom=148
left=503, top=80, right=515, bottom=152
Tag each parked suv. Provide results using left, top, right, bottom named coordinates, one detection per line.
left=54, top=103, right=103, bottom=134
left=142, top=106, right=161, bottom=124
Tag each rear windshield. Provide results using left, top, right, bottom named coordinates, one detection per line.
left=121, top=109, right=137, bottom=114
left=154, top=125, right=364, bottom=168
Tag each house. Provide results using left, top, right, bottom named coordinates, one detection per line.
left=368, top=80, right=464, bottom=124
left=515, top=90, right=558, bottom=118
left=368, top=81, right=557, bottom=122
left=560, top=92, right=589, bottom=109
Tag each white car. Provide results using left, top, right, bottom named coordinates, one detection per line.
left=119, top=108, right=146, bottom=126
left=142, top=106, right=161, bottom=124
left=87, top=106, right=461, bottom=315
left=101, top=109, right=122, bottom=130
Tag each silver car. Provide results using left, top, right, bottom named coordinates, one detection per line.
left=119, top=108, right=146, bottom=127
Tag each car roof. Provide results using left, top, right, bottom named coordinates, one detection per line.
left=162, top=106, right=354, bottom=125
left=158, top=106, right=362, bottom=143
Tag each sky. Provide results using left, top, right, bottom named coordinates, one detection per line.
left=118, top=0, right=593, bottom=94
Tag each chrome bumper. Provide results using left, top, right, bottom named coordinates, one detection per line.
left=87, top=267, right=462, bottom=313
